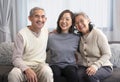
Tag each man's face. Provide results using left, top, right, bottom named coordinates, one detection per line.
left=29, top=10, right=47, bottom=30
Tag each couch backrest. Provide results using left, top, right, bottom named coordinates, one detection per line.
left=0, top=42, right=14, bottom=65
left=0, top=42, right=120, bottom=68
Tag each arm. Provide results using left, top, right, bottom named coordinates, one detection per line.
left=12, top=33, right=29, bottom=72
left=87, top=30, right=111, bottom=76
left=75, top=51, right=79, bottom=63
left=12, top=33, right=37, bottom=82
left=92, top=31, right=111, bottom=69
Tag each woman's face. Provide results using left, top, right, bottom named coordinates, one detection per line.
left=75, top=15, right=90, bottom=34
left=59, top=13, right=72, bottom=33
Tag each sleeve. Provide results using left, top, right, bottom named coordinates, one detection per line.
left=46, top=33, right=52, bottom=52
left=46, top=38, right=49, bottom=52
left=92, top=30, right=111, bottom=69
left=12, top=33, right=29, bottom=72
left=46, top=35, right=51, bottom=63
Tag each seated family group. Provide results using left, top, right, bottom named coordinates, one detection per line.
left=8, top=7, right=113, bottom=82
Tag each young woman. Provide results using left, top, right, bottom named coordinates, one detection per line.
left=74, top=12, right=113, bottom=82
left=47, top=10, right=79, bottom=82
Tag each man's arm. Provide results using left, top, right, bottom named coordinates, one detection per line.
left=12, top=33, right=29, bottom=72
left=13, top=33, right=37, bottom=82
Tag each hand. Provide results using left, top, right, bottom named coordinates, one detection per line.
left=49, top=29, right=57, bottom=34
left=24, top=68, right=38, bottom=82
left=86, top=66, right=97, bottom=76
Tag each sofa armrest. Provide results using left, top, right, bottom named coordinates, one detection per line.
left=110, top=43, right=120, bottom=68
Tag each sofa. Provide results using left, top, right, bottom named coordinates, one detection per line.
left=0, top=42, right=120, bottom=82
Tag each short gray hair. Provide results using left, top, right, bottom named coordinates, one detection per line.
left=75, top=12, right=90, bottom=20
left=29, top=7, right=45, bottom=16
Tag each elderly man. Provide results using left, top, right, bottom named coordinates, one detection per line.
left=8, top=7, right=53, bottom=82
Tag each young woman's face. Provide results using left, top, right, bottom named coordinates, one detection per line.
left=75, top=15, right=90, bottom=34
left=59, top=13, right=72, bottom=33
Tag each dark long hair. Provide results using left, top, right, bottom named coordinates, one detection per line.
left=56, top=10, right=75, bottom=33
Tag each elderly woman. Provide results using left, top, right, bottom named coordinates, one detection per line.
left=74, top=12, right=113, bottom=82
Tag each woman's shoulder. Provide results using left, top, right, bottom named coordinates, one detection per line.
left=71, top=33, right=80, bottom=38
left=92, top=28, right=107, bottom=40
left=92, top=28, right=104, bottom=35
left=69, top=33, right=80, bottom=42
left=49, top=32, right=57, bottom=37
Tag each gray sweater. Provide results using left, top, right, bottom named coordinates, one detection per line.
left=47, top=33, right=80, bottom=68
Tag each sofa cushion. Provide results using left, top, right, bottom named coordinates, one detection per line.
left=0, top=75, right=2, bottom=82
left=0, top=42, right=14, bottom=65
left=0, top=65, right=13, bottom=76
left=0, top=65, right=13, bottom=82
left=102, top=67, right=120, bottom=82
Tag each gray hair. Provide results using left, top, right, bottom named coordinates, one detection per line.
left=75, top=12, right=90, bottom=20
left=29, top=7, right=45, bottom=16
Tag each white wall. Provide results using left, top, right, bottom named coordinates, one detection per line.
left=27, top=0, right=111, bottom=31
left=23, top=0, right=120, bottom=41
